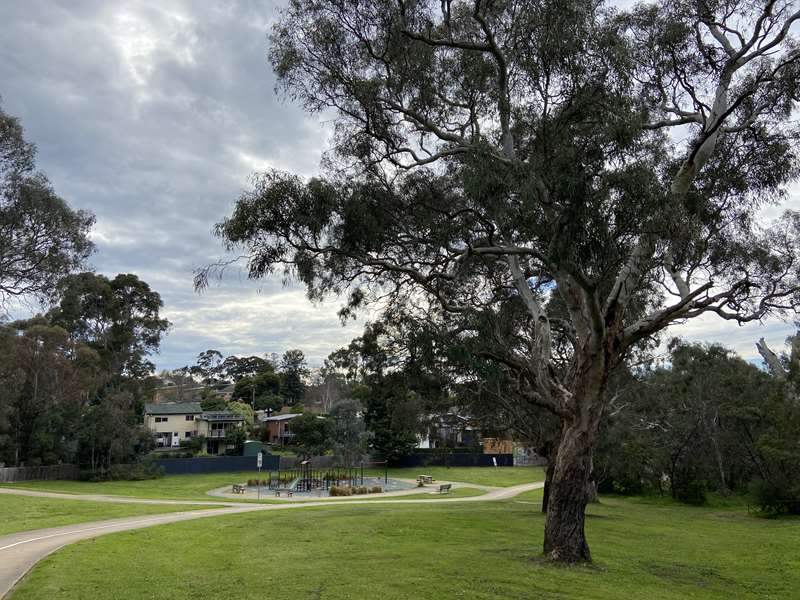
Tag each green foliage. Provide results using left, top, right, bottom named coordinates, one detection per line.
left=0, top=318, right=100, bottom=466
left=749, top=478, right=800, bottom=515
left=49, top=272, right=170, bottom=378
left=289, top=413, right=331, bottom=456
left=200, top=392, right=228, bottom=411
left=279, top=349, right=308, bottom=406
left=180, top=435, right=207, bottom=455
left=224, top=428, right=247, bottom=455
left=79, top=459, right=164, bottom=482
left=358, top=377, right=421, bottom=464
left=595, top=340, right=790, bottom=505
left=328, top=398, right=368, bottom=467
left=232, top=371, right=281, bottom=406
left=222, top=355, right=274, bottom=382
left=0, top=104, right=94, bottom=301
left=227, top=401, right=255, bottom=426
left=191, top=349, right=225, bottom=384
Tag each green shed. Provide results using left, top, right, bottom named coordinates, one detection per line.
left=243, top=440, right=263, bottom=457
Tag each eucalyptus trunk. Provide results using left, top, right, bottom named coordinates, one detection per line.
left=542, top=363, right=607, bottom=562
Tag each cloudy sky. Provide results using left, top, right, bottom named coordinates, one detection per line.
left=1, top=0, right=797, bottom=370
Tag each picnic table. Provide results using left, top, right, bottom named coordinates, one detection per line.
left=274, top=488, right=294, bottom=497
left=416, top=474, right=434, bottom=485
left=438, top=483, right=452, bottom=494
left=231, top=484, right=247, bottom=494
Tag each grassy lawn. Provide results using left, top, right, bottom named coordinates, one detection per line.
left=10, top=495, right=799, bottom=599
left=0, top=472, right=267, bottom=501
left=0, top=466, right=544, bottom=501
left=385, top=465, right=546, bottom=487
left=381, top=486, right=487, bottom=500
left=0, top=494, right=211, bottom=536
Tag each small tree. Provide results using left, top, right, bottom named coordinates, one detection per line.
left=290, top=413, right=332, bottom=457
left=329, top=399, right=369, bottom=467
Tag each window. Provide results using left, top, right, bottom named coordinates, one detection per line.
left=185, top=431, right=192, bottom=438
left=155, top=416, right=168, bottom=423
left=185, top=415, right=194, bottom=421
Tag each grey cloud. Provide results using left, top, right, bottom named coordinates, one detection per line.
left=1, top=0, right=797, bottom=371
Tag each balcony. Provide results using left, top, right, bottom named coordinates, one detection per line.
left=208, top=429, right=228, bottom=439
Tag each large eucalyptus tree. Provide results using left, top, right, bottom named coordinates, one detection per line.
left=203, top=0, right=800, bottom=561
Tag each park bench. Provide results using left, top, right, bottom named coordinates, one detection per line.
left=231, top=484, right=246, bottom=494
left=275, top=488, right=294, bottom=497
left=417, top=475, right=434, bottom=485
left=438, top=484, right=452, bottom=494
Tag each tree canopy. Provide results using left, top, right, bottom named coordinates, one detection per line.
left=49, top=272, right=171, bottom=378
left=204, top=0, right=800, bottom=562
left=0, top=104, right=94, bottom=302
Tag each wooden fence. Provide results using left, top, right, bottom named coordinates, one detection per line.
left=0, top=464, right=80, bottom=483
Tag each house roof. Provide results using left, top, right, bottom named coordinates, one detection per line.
left=200, top=411, right=245, bottom=422
left=263, top=413, right=302, bottom=422
left=144, top=402, right=202, bottom=415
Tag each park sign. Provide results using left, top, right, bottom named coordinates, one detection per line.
left=257, top=452, right=262, bottom=470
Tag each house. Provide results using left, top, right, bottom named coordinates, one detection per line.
left=144, top=402, right=203, bottom=449
left=260, top=413, right=302, bottom=446
left=144, top=402, right=245, bottom=455
left=416, top=413, right=481, bottom=449
left=199, top=410, right=246, bottom=455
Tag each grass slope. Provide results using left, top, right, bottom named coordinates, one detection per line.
left=386, top=466, right=546, bottom=487
left=1, top=467, right=544, bottom=501
left=10, top=496, right=799, bottom=600
left=0, top=495, right=210, bottom=536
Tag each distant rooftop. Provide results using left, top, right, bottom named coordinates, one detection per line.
left=263, top=413, right=302, bottom=422
left=201, top=411, right=245, bottom=422
left=144, top=402, right=202, bottom=415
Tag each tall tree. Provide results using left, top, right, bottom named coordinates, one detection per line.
left=49, top=272, right=171, bottom=378
left=192, top=349, right=225, bottom=384
left=221, top=355, right=273, bottom=381
left=0, top=317, right=103, bottom=466
left=202, top=0, right=800, bottom=561
left=0, top=104, right=94, bottom=301
left=280, top=349, right=309, bottom=405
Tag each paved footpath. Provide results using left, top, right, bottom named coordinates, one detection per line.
left=0, top=481, right=543, bottom=598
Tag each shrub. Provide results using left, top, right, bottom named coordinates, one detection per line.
left=672, top=474, right=707, bottom=505
left=355, top=486, right=368, bottom=495
left=330, top=486, right=352, bottom=496
left=80, top=460, right=164, bottom=482
left=370, top=486, right=383, bottom=494
left=750, top=478, right=800, bottom=515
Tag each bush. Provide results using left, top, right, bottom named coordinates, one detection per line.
left=329, top=486, right=352, bottom=496
left=80, top=460, right=164, bottom=482
left=355, top=486, right=368, bottom=495
left=672, top=473, right=707, bottom=505
left=749, top=478, right=800, bottom=515
left=370, top=486, right=382, bottom=494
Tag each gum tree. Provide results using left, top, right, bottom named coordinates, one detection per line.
left=203, top=0, right=800, bottom=561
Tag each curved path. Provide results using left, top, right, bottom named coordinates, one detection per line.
left=0, top=480, right=543, bottom=598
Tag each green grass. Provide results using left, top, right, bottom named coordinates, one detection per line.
left=10, top=495, right=799, bottom=599
left=0, top=472, right=267, bottom=501
left=0, top=495, right=211, bottom=536
left=1, top=466, right=544, bottom=502
left=385, top=465, right=545, bottom=487
left=378, top=486, right=487, bottom=500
